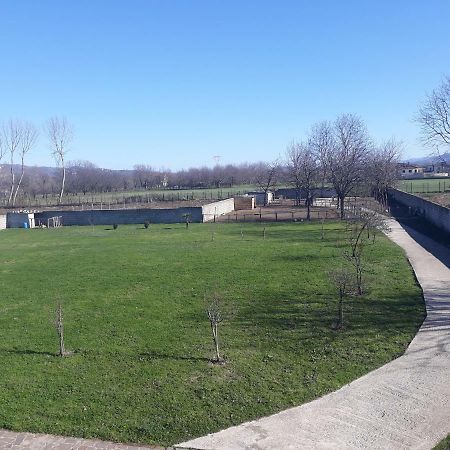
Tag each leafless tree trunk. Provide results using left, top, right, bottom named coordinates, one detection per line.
left=0, top=132, right=5, bottom=163
left=206, top=294, right=223, bottom=362
left=46, top=117, right=73, bottom=204
left=343, top=211, right=389, bottom=294
left=56, top=303, right=65, bottom=357
left=2, top=120, right=23, bottom=206
left=416, top=75, right=450, bottom=148
left=182, top=213, right=191, bottom=228
left=13, top=122, right=38, bottom=206
left=344, top=243, right=364, bottom=295
left=328, top=267, right=353, bottom=329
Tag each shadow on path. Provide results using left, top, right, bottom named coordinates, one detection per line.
left=389, top=202, right=450, bottom=270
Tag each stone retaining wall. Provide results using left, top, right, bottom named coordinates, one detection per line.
left=388, top=188, right=450, bottom=235
left=201, top=198, right=235, bottom=222
left=34, top=207, right=204, bottom=227
left=4, top=199, right=236, bottom=228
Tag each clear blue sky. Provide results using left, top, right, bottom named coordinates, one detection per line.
left=1, top=0, right=449, bottom=170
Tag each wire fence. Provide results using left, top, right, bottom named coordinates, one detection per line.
left=398, top=179, right=450, bottom=194
left=0, top=189, right=250, bottom=211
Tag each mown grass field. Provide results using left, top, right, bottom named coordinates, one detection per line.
left=0, top=222, right=425, bottom=446
left=11, top=184, right=259, bottom=209
left=397, top=177, right=450, bottom=194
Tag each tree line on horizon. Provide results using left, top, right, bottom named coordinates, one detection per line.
left=0, top=75, right=448, bottom=209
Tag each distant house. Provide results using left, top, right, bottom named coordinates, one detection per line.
left=398, top=163, right=425, bottom=178
left=424, top=162, right=450, bottom=177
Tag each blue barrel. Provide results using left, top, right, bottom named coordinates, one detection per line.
left=23, top=222, right=28, bottom=229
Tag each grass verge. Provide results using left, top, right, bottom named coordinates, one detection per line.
left=0, top=222, right=425, bottom=446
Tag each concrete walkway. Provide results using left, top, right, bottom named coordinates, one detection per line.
left=176, top=219, right=450, bottom=450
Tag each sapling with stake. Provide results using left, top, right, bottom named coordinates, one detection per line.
left=206, top=294, right=224, bottom=363
left=55, top=303, right=66, bottom=357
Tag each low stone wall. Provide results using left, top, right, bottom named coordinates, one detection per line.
left=388, top=188, right=450, bottom=235
left=0, top=214, right=6, bottom=230
left=3, top=200, right=236, bottom=228
left=202, top=198, right=235, bottom=222
left=34, top=207, right=204, bottom=227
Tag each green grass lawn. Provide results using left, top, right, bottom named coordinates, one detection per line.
left=435, top=435, right=450, bottom=450
left=15, top=184, right=259, bottom=207
left=397, top=178, right=450, bottom=194
left=0, top=222, right=425, bottom=446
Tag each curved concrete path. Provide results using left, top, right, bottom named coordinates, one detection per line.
left=176, top=219, right=450, bottom=450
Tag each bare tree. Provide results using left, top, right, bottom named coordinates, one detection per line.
left=182, top=212, right=192, bottom=228
left=343, top=240, right=365, bottom=295
left=255, top=160, right=279, bottom=206
left=328, top=267, right=354, bottom=330
left=416, top=76, right=450, bottom=148
left=286, top=140, right=320, bottom=219
left=0, top=131, right=5, bottom=163
left=312, top=114, right=372, bottom=219
left=343, top=210, right=390, bottom=294
left=12, top=122, right=38, bottom=205
left=55, top=303, right=66, bottom=357
left=46, top=117, right=74, bottom=204
left=366, top=139, right=402, bottom=206
left=347, top=209, right=390, bottom=257
left=206, top=294, right=223, bottom=362
left=2, top=119, right=23, bottom=205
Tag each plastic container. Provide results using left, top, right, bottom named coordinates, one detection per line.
left=23, top=222, right=28, bottom=229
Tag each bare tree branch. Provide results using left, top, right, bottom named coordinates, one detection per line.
left=311, top=114, right=372, bottom=218
left=254, top=160, right=279, bottom=206
left=46, top=117, right=74, bottom=204
left=416, top=75, right=450, bottom=148
left=12, top=122, right=38, bottom=206
left=286, top=140, right=320, bottom=219
left=2, top=119, right=23, bottom=206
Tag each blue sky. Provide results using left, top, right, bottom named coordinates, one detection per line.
left=0, top=1, right=449, bottom=170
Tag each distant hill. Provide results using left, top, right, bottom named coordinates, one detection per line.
left=405, top=152, right=450, bottom=166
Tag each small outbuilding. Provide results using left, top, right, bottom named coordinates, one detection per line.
left=247, top=191, right=274, bottom=206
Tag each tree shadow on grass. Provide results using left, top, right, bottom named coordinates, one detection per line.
left=3, top=349, right=56, bottom=357
left=234, top=288, right=426, bottom=346
left=139, top=351, right=209, bottom=362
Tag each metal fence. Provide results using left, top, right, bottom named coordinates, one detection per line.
left=399, top=179, right=450, bottom=194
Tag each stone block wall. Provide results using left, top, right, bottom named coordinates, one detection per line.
left=201, top=198, right=235, bottom=222
left=34, top=207, right=204, bottom=227
left=388, top=188, right=450, bottom=235
left=3, top=199, right=236, bottom=228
